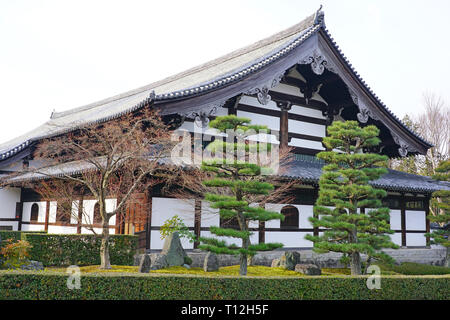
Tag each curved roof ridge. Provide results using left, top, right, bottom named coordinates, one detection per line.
left=51, top=13, right=317, bottom=120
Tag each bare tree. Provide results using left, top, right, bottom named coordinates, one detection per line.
left=7, top=108, right=176, bottom=269
left=390, top=93, right=449, bottom=177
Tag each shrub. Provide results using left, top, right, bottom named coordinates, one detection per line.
left=0, top=239, right=32, bottom=269
left=21, top=233, right=138, bottom=266
left=380, top=262, right=450, bottom=275
left=0, top=272, right=448, bottom=300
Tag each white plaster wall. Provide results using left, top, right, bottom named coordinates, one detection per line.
left=405, top=211, right=426, bottom=230
left=265, top=231, right=313, bottom=248
left=47, top=201, right=58, bottom=223
left=22, top=201, right=46, bottom=223
left=237, top=110, right=279, bottom=131
left=200, top=202, right=220, bottom=227
left=406, top=233, right=427, bottom=246
left=264, top=203, right=314, bottom=229
left=200, top=230, right=258, bottom=248
left=290, top=105, right=326, bottom=119
left=82, top=199, right=117, bottom=226
left=240, top=95, right=279, bottom=111
left=47, top=225, right=78, bottom=234
left=289, top=138, right=325, bottom=150
left=151, top=230, right=194, bottom=250
left=389, top=210, right=402, bottom=230
left=151, top=198, right=195, bottom=227
left=21, top=224, right=45, bottom=232
left=0, top=221, right=18, bottom=230
left=80, top=227, right=115, bottom=235
left=390, top=232, right=402, bottom=246
left=288, top=119, right=325, bottom=137
left=0, top=187, right=20, bottom=219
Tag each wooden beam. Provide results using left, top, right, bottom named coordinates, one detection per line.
left=44, top=200, right=50, bottom=232
left=77, top=198, right=83, bottom=234
left=425, top=196, right=431, bottom=247
left=401, top=194, right=407, bottom=247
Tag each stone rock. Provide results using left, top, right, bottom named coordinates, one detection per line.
left=150, top=254, right=168, bottom=270
left=295, top=264, right=321, bottom=275
left=183, top=264, right=191, bottom=269
left=19, top=260, right=44, bottom=271
left=161, top=232, right=187, bottom=267
left=280, top=251, right=301, bottom=270
left=203, top=252, right=219, bottom=272
left=138, top=254, right=152, bottom=273
left=271, top=258, right=281, bottom=268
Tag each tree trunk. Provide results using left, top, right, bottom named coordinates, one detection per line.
left=350, top=252, right=362, bottom=275
left=100, top=219, right=111, bottom=269
left=239, top=237, right=250, bottom=276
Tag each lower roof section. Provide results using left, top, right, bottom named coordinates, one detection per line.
left=3, top=155, right=449, bottom=194
left=281, top=156, right=450, bottom=194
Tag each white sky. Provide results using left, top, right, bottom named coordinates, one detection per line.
left=1, top=0, right=449, bottom=145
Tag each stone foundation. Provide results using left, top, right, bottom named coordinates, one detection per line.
left=135, top=246, right=448, bottom=268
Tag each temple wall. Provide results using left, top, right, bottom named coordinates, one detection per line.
left=0, top=187, right=20, bottom=230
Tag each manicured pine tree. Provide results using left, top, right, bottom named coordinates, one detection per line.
left=425, top=160, right=450, bottom=267
left=305, top=121, right=398, bottom=275
left=198, top=115, right=284, bottom=276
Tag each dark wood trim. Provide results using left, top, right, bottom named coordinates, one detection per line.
left=268, top=90, right=326, bottom=111
left=15, top=202, right=23, bottom=231
left=146, top=196, right=152, bottom=250
left=258, top=221, right=265, bottom=244
left=280, top=107, right=289, bottom=149
left=194, top=199, right=201, bottom=248
left=425, top=197, right=431, bottom=246
left=288, top=132, right=323, bottom=142
left=292, top=147, right=321, bottom=156
left=0, top=218, right=19, bottom=222
left=237, top=103, right=327, bottom=125
left=44, top=200, right=50, bottom=232
left=400, top=194, right=407, bottom=247
left=21, top=221, right=116, bottom=229
left=77, top=198, right=83, bottom=234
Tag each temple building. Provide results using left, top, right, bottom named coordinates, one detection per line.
left=0, top=9, right=448, bottom=250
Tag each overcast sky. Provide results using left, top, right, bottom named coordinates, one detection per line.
left=1, top=0, right=449, bottom=145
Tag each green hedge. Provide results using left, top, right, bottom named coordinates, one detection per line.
left=20, top=234, right=138, bottom=266
left=0, top=272, right=448, bottom=300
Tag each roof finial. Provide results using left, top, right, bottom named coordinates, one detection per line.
left=314, top=5, right=324, bottom=25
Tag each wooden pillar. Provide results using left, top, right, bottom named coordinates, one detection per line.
left=313, top=188, right=319, bottom=237
left=276, top=101, right=292, bottom=150
left=400, top=194, right=407, bottom=247
left=77, top=197, right=83, bottom=234
left=425, top=196, right=431, bottom=246
left=44, top=200, right=50, bottom=232
left=145, top=196, right=152, bottom=250
left=15, top=202, right=23, bottom=231
left=194, top=199, right=202, bottom=249
left=259, top=221, right=265, bottom=244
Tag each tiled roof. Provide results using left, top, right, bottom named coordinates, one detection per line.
left=281, top=158, right=450, bottom=193
left=0, top=8, right=432, bottom=162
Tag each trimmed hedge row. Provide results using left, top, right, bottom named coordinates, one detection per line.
left=21, top=234, right=138, bottom=266
left=0, top=231, right=138, bottom=266
left=0, top=272, right=448, bottom=300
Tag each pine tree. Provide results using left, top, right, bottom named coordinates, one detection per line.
left=306, top=121, right=398, bottom=275
left=425, top=160, right=450, bottom=267
left=198, top=115, right=284, bottom=276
